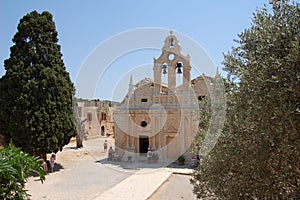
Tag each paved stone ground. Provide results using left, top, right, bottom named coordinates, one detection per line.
left=149, top=174, right=197, bottom=200
left=26, top=140, right=131, bottom=200
left=26, top=136, right=196, bottom=200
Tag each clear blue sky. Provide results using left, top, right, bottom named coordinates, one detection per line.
left=0, top=0, right=269, bottom=101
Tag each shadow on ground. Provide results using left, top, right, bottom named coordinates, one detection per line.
left=50, top=162, right=64, bottom=173
left=95, top=157, right=196, bottom=170
left=64, top=146, right=82, bottom=150
left=30, top=162, right=64, bottom=182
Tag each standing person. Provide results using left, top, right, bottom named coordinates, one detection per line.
left=147, top=148, right=152, bottom=163
left=103, top=140, right=108, bottom=152
left=42, top=159, right=48, bottom=172
left=50, top=154, right=56, bottom=173
left=108, top=146, right=114, bottom=161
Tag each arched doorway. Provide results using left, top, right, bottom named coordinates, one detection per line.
left=101, top=126, right=105, bottom=136
left=139, top=136, right=149, bottom=156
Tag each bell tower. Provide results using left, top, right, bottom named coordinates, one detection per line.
left=153, top=30, right=191, bottom=96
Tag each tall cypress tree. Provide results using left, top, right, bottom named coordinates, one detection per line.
left=0, top=11, right=76, bottom=158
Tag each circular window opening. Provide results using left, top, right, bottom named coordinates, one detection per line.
left=168, top=53, right=174, bottom=60
left=141, top=121, right=147, bottom=127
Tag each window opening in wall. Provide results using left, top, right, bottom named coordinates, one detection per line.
left=141, top=121, right=147, bottom=127
left=101, top=126, right=105, bottom=136
left=198, top=96, right=205, bottom=101
left=101, top=112, right=106, bottom=120
left=141, top=98, right=148, bottom=102
left=88, top=113, right=92, bottom=121
left=169, top=38, right=174, bottom=48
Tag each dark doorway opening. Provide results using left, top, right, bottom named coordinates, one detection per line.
left=139, top=136, right=149, bottom=156
left=101, top=126, right=105, bottom=136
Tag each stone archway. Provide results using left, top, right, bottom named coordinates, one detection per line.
left=101, top=126, right=105, bottom=136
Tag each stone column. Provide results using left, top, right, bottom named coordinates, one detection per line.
left=168, top=64, right=176, bottom=92
left=153, top=62, right=162, bottom=95
left=126, top=135, right=129, bottom=148
left=183, top=65, right=191, bottom=88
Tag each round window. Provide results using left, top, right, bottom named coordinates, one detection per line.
left=141, top=121, right=147, bottom=127
left=168, top=53, right=175, bottom=60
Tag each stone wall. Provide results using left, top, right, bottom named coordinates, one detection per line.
left=76, top=100, right=115, bottom=138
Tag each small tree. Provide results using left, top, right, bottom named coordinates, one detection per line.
left=0, top=11, right=76, bottom=158
left=0, top=142, right=45, bottom=199
left=76, top=117, right=88, bottom=148
left=73, top=98, right=89, bottom=148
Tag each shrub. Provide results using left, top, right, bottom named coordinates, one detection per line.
left=0, top=141, right=45, bottom=199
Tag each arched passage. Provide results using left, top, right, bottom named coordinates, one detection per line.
left=101, top=126, right=105, bottom=136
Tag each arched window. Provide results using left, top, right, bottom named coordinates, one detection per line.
left=170, top=38, right=174, bottom=47
left=87, top=113, right=92, bottom=121
left=101, top=112, right=106, bottom=120
left=198, top=96, right=205, bottom=101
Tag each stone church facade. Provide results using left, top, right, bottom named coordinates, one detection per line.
left=114, top=31, right=215, bottom=162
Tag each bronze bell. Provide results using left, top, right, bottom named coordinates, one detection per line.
left=176, top=63, right=182, bottom=74
left=170, top=38, right=174, bottom=47
left=177, top=68, right=182, bottom=74
left=162, top=64, right=168, bottom=74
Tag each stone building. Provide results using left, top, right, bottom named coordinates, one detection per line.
left=114, top=31, right=215, bottom=162
left=76, top=100, right=115, bottom=138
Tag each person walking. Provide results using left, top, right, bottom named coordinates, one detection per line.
left=147, top=148, right=152, bottom=163
left=103, top=140, right=108, bottom=152
left=50, top=154, right=56, bottom=173
left=108, top=146, right=114, bottom=161
left=42, top=159, right=48, bottom=172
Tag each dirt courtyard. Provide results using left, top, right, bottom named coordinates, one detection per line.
left=26, top=137, right=197, bottom=200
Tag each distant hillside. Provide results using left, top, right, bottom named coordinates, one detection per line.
left=74, top=97, right=120, bottom=107
left=103, top=100, right=120, bottom=107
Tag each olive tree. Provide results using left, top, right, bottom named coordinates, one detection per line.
left=191, top=1, right=300, bottom=199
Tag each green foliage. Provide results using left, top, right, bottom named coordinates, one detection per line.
left=191, top=1, right=300, bottom=199
left=0, top=141, right=45, bottom=200
left=151, top=153, right=159, bottom=161
left=0, top=11, right=76, bottom=155
left=192, top=97, right=211, bottom=154
left=178, top=155, right=185, bottom=163
left=192, top=74, right=226, bottom=159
